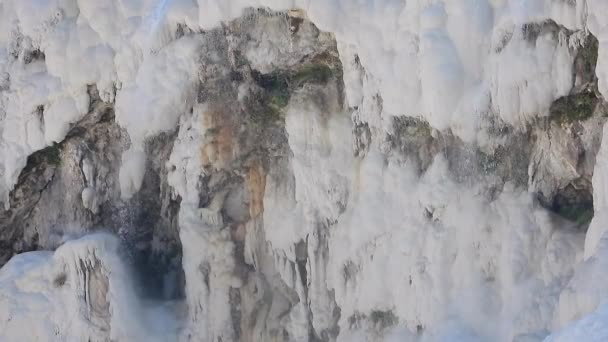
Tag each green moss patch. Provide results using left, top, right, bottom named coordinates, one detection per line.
left=247, top=62, right=337, bottom=125
left=40, top=143, right=62, bottom=166
left=549, top=91, right=598, bottom=124
left=577, top=33, right=599, bottom=77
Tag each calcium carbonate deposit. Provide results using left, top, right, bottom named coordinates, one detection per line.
left=1, top=0, right=608, bottom=341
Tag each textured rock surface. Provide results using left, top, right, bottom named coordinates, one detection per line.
left=1, top=2, right=608, bottom=342
left=0, top=84, right=183, bottom=298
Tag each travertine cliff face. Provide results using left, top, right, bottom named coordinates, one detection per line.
left=1, top=1, right=608, bottom=342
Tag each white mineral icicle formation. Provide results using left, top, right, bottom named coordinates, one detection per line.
left=0, top=0, right=608, bottom=341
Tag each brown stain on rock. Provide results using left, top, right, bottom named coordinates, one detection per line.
left=200, top=108, right=236, bottom=169
left=245, top=161, right=266, bottom=219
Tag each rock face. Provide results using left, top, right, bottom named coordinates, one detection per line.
left=165, top=11, right=343, bottom=341
left=0, top=85, right=183, bottom=299
left=0, top=4, right=608, bottom=342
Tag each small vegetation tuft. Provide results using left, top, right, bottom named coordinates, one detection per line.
left=248, top=62, right=336, bottom=125
left=550, top=91, right=598, bottom=124
left=578, top=33, right=599, bottom=76
left=41, top=143, right=62, bottom=166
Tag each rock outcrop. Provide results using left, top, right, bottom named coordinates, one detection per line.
left=0, top=4, right=607, bottom=342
